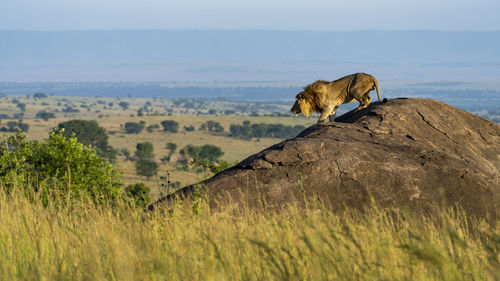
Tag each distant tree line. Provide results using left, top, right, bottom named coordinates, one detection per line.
left=199, top=120, right=224, bottom=133
left=0, top=120, right=29, bottom=132
left=229, top=121, right=305, bottom=140
left=180, top=144, right=224, bottom=163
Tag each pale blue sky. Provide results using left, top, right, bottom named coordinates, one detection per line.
left=1, top=0, right=499, bottom=31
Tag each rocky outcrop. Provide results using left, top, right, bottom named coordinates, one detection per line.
left=150, top=98, right=500, bottom=220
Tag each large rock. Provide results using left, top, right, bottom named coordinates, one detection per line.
left=150, top=98, right=500, bottom=220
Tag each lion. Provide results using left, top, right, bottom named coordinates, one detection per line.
left=291, top=73, right=381, bottom=123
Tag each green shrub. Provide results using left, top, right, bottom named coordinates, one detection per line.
left=124, top=121, right=145, bottom=134
left=58, top=119, right=116, bottom=161
left=135, top=158, right=158, bottom=178
left=230, top=122, right=305, bottom=140
left=124, top=182, right=150, bottom=207
left=161, top=120, right=179, bottom=133
left=166, top=142, right=177, bottom=157
left=135, top=141, right=154, bottom=159
left=180, top=144, right=224, bottom=163
left=0, top=131, right=122, bottom=204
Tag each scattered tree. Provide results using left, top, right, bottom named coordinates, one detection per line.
left=57, top=119, right=116, bottom=161
left=135, top=158, right=158, bottom=178
left=4, top=120, right=29, bottom=132
left=36, top=111, right=56, bottom=121
left=135, top=141, right=154, bottom=159
left=16, top=103, right=26, bottom=112
left=146, top=124, right=159, bottom=132
left=124, top=121, right=145, bottom=134
left=58, top=120, right=108, bottom=150
left=180, top=144, right=223, bottom=163
left=33, top=93, right=47, bottom=99
left=230, top=122, right=305, bottom=140
left=199, top=120, right=224, bottom=132
left=118, top=101, right=130, bottom=110
left=184, top=125, right=195, bottom=131
left=161, top=120, right=179, bottom=133
left=120, top=148, right=131, bottom=159
left=166, top=142, right=177, bottom=157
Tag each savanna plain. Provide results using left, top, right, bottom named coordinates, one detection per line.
left=0, top=94, right=499, bottom=280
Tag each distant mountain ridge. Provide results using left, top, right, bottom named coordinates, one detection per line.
left=1, top=30, right=500, bottom=82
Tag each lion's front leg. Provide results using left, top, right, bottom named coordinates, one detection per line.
left=328, top=112, right=336, bottom=122
left=318, top=104, right=335, bottom=123
left=317, top=112, right=329, bottom=123
left=328, top=105, right=339, bottom=122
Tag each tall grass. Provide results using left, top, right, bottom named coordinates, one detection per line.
left=0, top=188, right=498, bottom=281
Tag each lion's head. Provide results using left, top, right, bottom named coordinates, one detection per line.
left=291, top=80, right=327, bottom=117
left=291, top=92, right=313, bottom=117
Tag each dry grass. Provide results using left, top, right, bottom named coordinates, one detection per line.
left=0, top=188, right=498, bottom=281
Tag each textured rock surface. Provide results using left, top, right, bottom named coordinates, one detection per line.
left=151, top=98, right=500, bottom=220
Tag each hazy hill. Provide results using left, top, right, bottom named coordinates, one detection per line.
left=2, top=30, right=500, bottom=82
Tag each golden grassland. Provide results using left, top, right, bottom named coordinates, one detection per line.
left=0, top=189, right=498, bottom=281
left=0, top=95, right=315, bottom=199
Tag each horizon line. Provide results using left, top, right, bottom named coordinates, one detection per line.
left=1, top=28, right=500, bottom=33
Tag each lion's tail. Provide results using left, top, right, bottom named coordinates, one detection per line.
left=373, top=77, right=382, bottom=102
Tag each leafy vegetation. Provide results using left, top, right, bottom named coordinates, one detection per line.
left=135, top=141, right=154, bottom=159
left=0, top=120, right=29, bottom=132
left=135, top=158, right=158, bottom=178
left=183, top=125, right=195, bottom=131
left=180, top=144, right=224, bottom=163
left=230, top=121, right=305, bottom=140
left=124, top=182, right=150, bottom=207
left=58, top=119, right=117, bottom=161
left=199, top=120, right=224, bottom=133
left=0, top=131, right=122, bottom=204
left=36, top=111, right=56, bottom=121
left=161, top=120, right=179, bottom=133
left=124, top=121, right=146, bottom=134
left=33, top=92, right=47, bottom=99
left=146, top=124, right=159, bottom=132
left=134, top=141, right=157, bottom=178
left=118, top=101, right=130, bottom=110
left=166, top=142, right=177, bottom=157
left=58, top=120, right=108, bottom=148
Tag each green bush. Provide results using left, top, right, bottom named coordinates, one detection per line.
left=180, top=144, right=224, bottom=163
left=166, top=142, right=177, bottom=157
left=199, top=120, right=224, bottom=132
left=135, top=141, right=154, bottom=159
left=0, top=131, right=122, bottom=204
left=184, top=125, right=195, bottom=132
left=230, top=122, right=305, bottom=140
left=58, top=119, right=117, bottom=161
left=58, top=120, right=109, bottom=148
left=135, top=158, right=158, bottom=178
left=118, top=101, right=130, bottom=110
left=124, top=121, right=145, bottom=134
left=161, top=120, right=179, bottom=133
left=36, top=111, right=56, bottom=121
left=124, top=182, right=150, bottom=207
left=5, top=120, right=29, bottom=132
